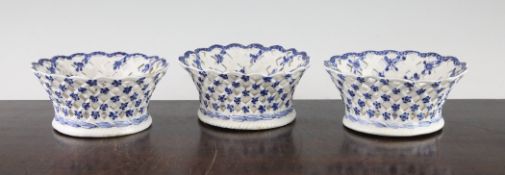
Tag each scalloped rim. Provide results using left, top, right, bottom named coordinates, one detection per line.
left=178, top=43, right=311, bottom=77
left=324, top=50, right=468, bottom=83
left=31, top=51, right=169, bottom=80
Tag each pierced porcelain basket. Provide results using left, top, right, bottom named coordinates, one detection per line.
left=179, top=44, right=310, bottom=130
left=32, top=52, right=168, bottom=137
left=325, top=50, right=467, bottom=136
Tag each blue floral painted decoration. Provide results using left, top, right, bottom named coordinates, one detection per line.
left=32, top=52, right=168, bottom=137
left=179, top=43, right=310, bottom=130
left=325, top=50, right=467, bottom=136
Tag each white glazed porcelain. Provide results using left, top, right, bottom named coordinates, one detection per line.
left=179, top=43, right=310, bottom=130
left=32, top=52, right=168, bottom=137
left=325, top=50, right=467, bottom=137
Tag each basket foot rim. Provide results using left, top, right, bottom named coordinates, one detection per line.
left=52, top=116, right=152, bottom=138
left=198, top=110, right=296, bottom=130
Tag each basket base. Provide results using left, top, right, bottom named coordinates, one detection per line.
left=198, top=110, right=296, bottom=130
left=52, top=116, right=152, bottom=138
left=342, top=116, right=444, bottom=137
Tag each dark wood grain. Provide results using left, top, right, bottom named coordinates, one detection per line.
left=0, top=100, right=504, bottom=175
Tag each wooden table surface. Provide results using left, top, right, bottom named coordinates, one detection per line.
left=0, top=100, right=504, bottom=175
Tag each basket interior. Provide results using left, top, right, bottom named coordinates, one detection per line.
left=32, top=52, right=167, bottom=79
left=179, top=44, right=309, bottom=75
left=325, top=51, right=467, bottom=81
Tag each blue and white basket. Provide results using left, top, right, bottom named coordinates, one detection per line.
left=32, top=52, right=168, bottom=137
left=179, top=44, right=310, bottom=130
left=325, top=50, right=467, bottom=136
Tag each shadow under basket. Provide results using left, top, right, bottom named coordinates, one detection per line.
left=325, top=50, right=467, bottom=137
left=179, top=43, right=310, bottom=130
left=32, top=52, right=168, bottom=137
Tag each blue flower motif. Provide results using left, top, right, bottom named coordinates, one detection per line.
left=45, top=75, right=54, bottom=82
left=402, top=96, right=412, bottom=103
left=212, top=103, right=219, bottom=110
left=90, top=96, right=99, bottom=102
left=100, top=104, right=108, bottom=111
left=400, top=112, right=409, bottom=121
left=120, top=103, right=128, bottom=110
left=136, top=77, right=146, bottom=85
left=214, top=54, right=224, bottom=64
left=392, top=104, right=400, bottom=111
left=78, top=87, right=87, bottom=93
left=363, top=93, right=372, bottom=99
left=381, top=94, right=390, bottom=101
left=242, top=106, right=250, bottom=113
left=86, top=80, right=97, bottom=86
left=64, top=78, right=74, bottom=85
left=347, top=59, right=362, bottom=74
left=130, top=93, right=138, bottom=101
left=113, top=60, right=123, bottom=70
left=272, top=82, right=280, bottom=88
left=112, top=80, right=122, bottom=87
left=416, top=88, right=426, bottom=95
left=382, top=112, right=391, bottom=120
left=232, top=82, right=240, bottom=88
left=251, top=97, right=259, bottom=104
left=373, top=101, right=381, bottom=109
left=272, top=103, right=279, bottom=111
left=348, top=90, right=355, bottom=97
left=384, top=56, right=400, bottom=71
left=242, top=90, right=250, bottom=96
left=241, top=75, right=250, bottom=82
left=110, top=96, right=120, bottom=103
left=109, top=111, right=118, bottom=120
left=59, top=85, right=67, bottom=92
left=267, top=96, right=275, bottom=103
left=73, top=62, right=84, bottom=72
left=91, top=111, right=100, bottom=119
left=366, top=109, right=375, bottom=118
left=75, top=111, right=83, bottom=119
left=70, top=93, right=79, bottom=101
left=135, top=100, right=142, bottom=107
left=392, top=88, right=401, bottom=94
left=351, top=84, right=359, bottom=90
left=258, top=105, right=266, bottom=113
left=123, top=86, right=132, bottom=94
left=432, top=82, right=441, bottom=88
left=356, top=77, right=365, bottom=83
left=281, top=94, right=288, bottom=101
left=218, top=95, right=226, bottom=102
left=226, top=104, right=234, bottom=112
left=380, top=79, right=389, bottom=85
left=234, top=97, right=241, bottom=105
left=371, top=85, right=379, bottom=92
left=207, top=87, right=215, bottom=93
left=357, top=99, right=366, bottom=107
left=100, top=88, right=109, bottom=94
left=422, top=96, right=431, bottom=103
left=353, top=107, right=361, bottom=114
left=252, top=83, right=260, bottom=90
left=260, top=89, right=268, bottom=96
left=411, top=104, right=419, bottom=111
left=417, top=113, right=424, bottom=120
left=225, top=87, right=232, bottom=95
left=126, top=110, right=134, bottom=117
left=219, top=74, right=228, bottom=79
left=83, top=103, right=90, bottom=110
left=422, top=61, right=435, bottom=74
